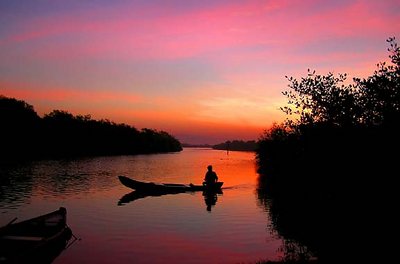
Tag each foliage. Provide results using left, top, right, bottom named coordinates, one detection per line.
left=256, top=37, right=399, bottom=262
left=355, top=37, right=400, bottom=126
left=281, top=71, right=360, bottom=128
left=0, top=95, right=40, bottom=125
left=0, top=97, right=182, bottom=161
left=281, top=37, right=400, bottom=129
left=0, top=96, right=41, bottom=159
left=212, top=140, right=257, bottom=151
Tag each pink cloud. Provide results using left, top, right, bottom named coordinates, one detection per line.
left=2, top=0, right=397, bottom=63
left=0, top=1, right=296, bottom=60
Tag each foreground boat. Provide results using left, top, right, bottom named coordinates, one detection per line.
left=118, top=175, right=223, bottom=193
left=0, top=207, right=73, bottom=264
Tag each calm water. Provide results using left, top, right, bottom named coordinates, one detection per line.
left=0, top=148, right=284, bottom=263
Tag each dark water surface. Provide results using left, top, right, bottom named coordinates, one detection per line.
left=0, top=148, right=284, bottom=263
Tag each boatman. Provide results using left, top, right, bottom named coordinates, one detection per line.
left=203, top=165, right=218, bottom=186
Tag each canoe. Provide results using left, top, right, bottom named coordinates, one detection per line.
left=118, top=175, right=223, bottom=193
left=0, top=207, right=72, bottom=264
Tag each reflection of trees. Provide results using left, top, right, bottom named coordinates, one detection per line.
left=0, top=165, right=34, bottom=211
left=257, top=168, right=395, bottom=263
left=0, top=158, right=117, bottom=211
left=31, top=160, right=94, bottom=196
left=257, top=176, right=315, bottom=263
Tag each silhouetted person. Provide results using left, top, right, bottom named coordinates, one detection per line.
left=203, top=165, right=218, bottom=186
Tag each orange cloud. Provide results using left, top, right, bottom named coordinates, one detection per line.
left=0, top=81, right=141, bottom=113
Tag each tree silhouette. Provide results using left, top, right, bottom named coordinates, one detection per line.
left=0, top=96, right=41, bottom=159
left=212, top=140, right=257, bottom=151
left=0, top=97, right=182, bottom=161
left=355, top=37, right=400, bottom=126
left=256, top=37, right=399, bottom=263
left=282, top=71, right=360, bottom=128
left=281, top=37, right=399, bottom=130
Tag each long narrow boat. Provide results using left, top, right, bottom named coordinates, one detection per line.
left=0, top=207, right=72, bottom=264
left=118, top=175, right=223, bottom=193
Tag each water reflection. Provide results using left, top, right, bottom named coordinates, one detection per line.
left=1, top=149, right=285, bottom=263
left=256, top=174, right=317, bottom=262
left=203, top=190, right=222, bottom=212
left=0, top=157, right=124, bottom=213
left=118, top=189, right=224, bottom=212
left=117, top=190, right=180, bottom=205
left=0, top=164, right=34, bottom=210
left=256, top=168, right=395, bottom=263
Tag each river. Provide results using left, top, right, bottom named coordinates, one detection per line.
left=0, top=148, right=284, bottom=264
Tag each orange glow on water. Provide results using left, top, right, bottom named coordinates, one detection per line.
left=4, top=149, right=284, bottom=263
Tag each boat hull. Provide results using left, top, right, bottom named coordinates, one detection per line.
left=0, top=207, right=72, bottom=264
left=118, top=175, right=223, bottom=193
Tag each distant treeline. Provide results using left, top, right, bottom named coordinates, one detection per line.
left=212, top=140, right=257, bottom=151
left=0, top=96, right=182, bottom=161
left=256, top=37, right=399, bottom=262
left=181, top=143, right=213, bottom=148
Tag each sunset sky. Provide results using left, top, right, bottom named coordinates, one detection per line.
left=1, top=0, right=399, bottom=144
